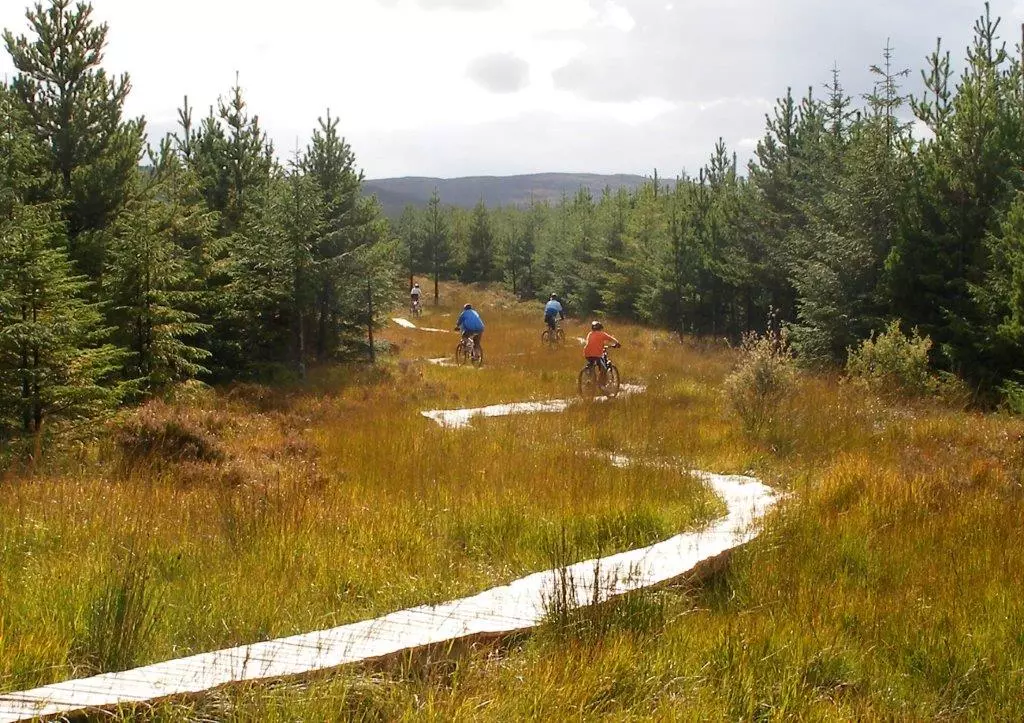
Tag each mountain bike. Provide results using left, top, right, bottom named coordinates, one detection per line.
left=455, top=333, right=484, bottom=366
left=411, top=298, right=422, bottom=317
left=578, top=347, right=620, bottom=398
left=541, top=320, right=565, bottom=347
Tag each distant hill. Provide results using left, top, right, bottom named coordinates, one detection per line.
left=364, top=173, right=649, bottom=216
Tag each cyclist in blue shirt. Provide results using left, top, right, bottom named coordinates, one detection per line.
left=544, top=294, right=564, bottom=332
left=455, top=303, right=485, bottom=356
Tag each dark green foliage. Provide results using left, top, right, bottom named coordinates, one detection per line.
left=421, top=189, right=452, bottom=304
left=0, top=3, right=397, bottom=449
left=0, top=80, right=125, bottom=441
left=887, top=6, right=1024, bottom=386
left=105, top=141, right=211, bottom=395
left=0, top=200, right=124, bottom=439
left=4, top=0, right=144, bottom=281
left=463, top=200, right=496, bottom=282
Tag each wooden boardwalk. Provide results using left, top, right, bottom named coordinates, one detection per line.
left=0, top=467, right=777, bottom=722
left=421, top=384, right=647, bottom=428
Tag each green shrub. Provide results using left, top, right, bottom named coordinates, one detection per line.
left=722, top=327, right=798, bottom=435
left=1000, top=380, right=1024, bottom=415
left=846, top=320, right=938, bottom=398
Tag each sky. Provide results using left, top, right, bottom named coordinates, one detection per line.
left=2, top=0, right=1024, bottom=179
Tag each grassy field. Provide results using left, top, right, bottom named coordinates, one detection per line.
left=5, top=281, right=1024, bottom=720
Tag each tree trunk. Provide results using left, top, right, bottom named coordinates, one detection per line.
left=366, top=279, right=375, bottom=363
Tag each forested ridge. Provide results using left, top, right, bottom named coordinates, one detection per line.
left=399, top=5, right=1024, bottom=405
left=363, top=173, right=648, bottom=215
left=4, top=0, right=1024, bottom=456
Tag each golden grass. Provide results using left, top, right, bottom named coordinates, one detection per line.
left=0, top=281, right=722, bottom=694
left=7, top=280, right=1024, bottom=719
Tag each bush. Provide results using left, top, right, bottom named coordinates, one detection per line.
left=114, top=401, right=225, bottom=465
left=723, top=327, right=798, bottom=435
left=1000, top=380, right=1024, bottom=415
left=846, top=320, right=938, bottom=398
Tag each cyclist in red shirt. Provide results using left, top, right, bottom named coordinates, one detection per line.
left=583, top=321, right=620, bottom=387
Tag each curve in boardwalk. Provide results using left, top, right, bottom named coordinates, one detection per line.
left=421, top=384, right=646, bottom=428
left=392, top=317, right=451, bottom=333
left=0, top=407, right=777, bottom=722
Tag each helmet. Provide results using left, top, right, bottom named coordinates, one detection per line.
left=414, top=283, right=419, bottom=288
left=464, top=303, right=473, bottom=310
left=550, top=293, right=557, bottom=300
left=591, top=320, right=603, bottom=331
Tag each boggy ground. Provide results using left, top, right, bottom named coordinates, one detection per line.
left=6, top=281, right=1024, bottom=720
left=147, top=287, right=1024, bottom=720
left=0, top=283, right=725, bottom=698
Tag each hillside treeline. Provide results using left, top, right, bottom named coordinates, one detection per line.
left=397, top=6, right=1024, bottom=402
left=0, top=1, right=398, bottom=447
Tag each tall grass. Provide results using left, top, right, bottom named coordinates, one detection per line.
left=71, top=548, right=161, bottom=674
left=7, top=282, right=1023, bottom=719
left=0, top=283, right=720, bottom=694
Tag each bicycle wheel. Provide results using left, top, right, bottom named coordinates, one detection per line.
left=603, top=364, right=621, bottom=397
left=472, top=345, right=483, bottom=366
left=455, top=342, right=467, bottom=365
left=541, top=330, right=552, bottom=346
left=578, top=366, right=598, bottom=398
left=555, top=328, right=565, bottom=344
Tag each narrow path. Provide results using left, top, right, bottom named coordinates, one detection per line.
left=392, top=317, right=452, bottom=333
left=421, top=384, right=646, bottom=428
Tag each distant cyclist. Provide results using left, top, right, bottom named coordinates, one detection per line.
left=544, top=293, right=564, bottom=332
left=455, top=303, right=485, bottom=356
left=410, top=282, right=422, bottom=308
left=583, top=320, right=620, bottom=386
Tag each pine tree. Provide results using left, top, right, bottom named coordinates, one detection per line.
left=790, top=51, right=912, bottom=364
left=0, top=202, right=123, bottom=439
left=503, top=212, right=536, bottom=297
left=395, top=204, right=422, bottom=286
left=104, top=140, right=211, bottom=394
left=4, top=0, right=145, bottom=281
left=888, top=6, right=1024, bottom=383
left=421, top=189, right=451, bottom=304
left=187, top=81, right=274, bottom=237
left=463, top=200, right=495, bottom=282
left=300, top=111, right=389, bottom=359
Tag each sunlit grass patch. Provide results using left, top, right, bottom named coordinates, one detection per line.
left=0, top=285, right=725, bottom=695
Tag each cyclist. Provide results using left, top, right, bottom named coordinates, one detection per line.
left=455, top=303, right=485, bottom=356
left=583, top=320, right=620, bottom=387
left=544, top=293, right=564, bottom=332
left=410, top=282, right=422, bottom=312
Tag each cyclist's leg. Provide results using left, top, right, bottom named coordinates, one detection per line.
left=473, top=332, right=483, bottom=355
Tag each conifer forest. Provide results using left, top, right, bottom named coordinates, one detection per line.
left=4, top=0, right=1024, bottom=447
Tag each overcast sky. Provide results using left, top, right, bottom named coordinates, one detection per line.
left=2, top=0, right=1024, bottom=178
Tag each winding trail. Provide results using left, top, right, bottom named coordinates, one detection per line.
left=0, top=379, right=777, bottom=722
left=421, top=384, right=647, bottom=428
left=392, top=317, right=452, bottom=333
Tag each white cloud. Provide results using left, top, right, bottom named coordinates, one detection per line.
left=600, top=1, right=636, bottom=32
left=3, top=0, right=1024, bottom=177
